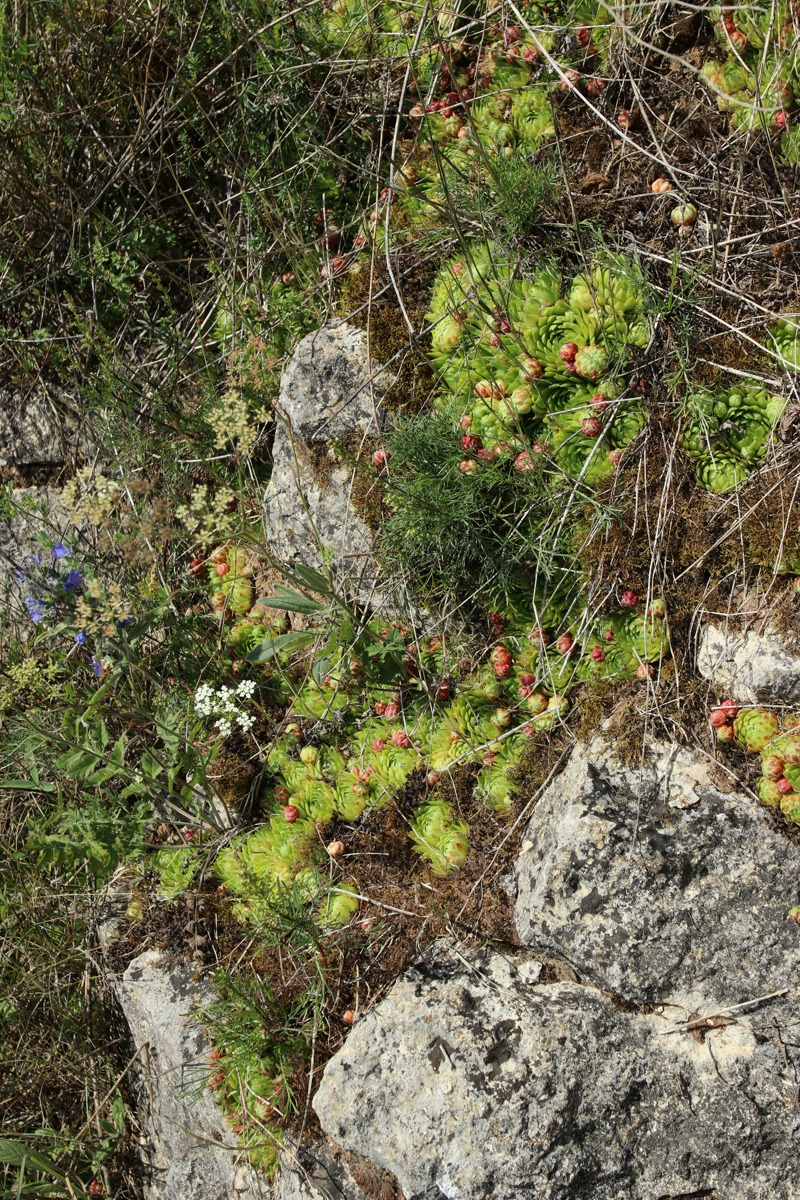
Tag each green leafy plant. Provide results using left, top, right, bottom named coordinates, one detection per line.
left=380, top=406, right=572, bottom=612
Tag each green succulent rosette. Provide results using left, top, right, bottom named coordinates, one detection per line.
left=733, top=707, right=781, bottom=752
left=410, top=798, right=469, bottom=875
left=427, top=244, right=650, bottom=471
left=683, top=384, right=786, bottom=493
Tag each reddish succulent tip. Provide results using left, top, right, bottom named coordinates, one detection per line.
left=283, top=805, right=299, bottom=823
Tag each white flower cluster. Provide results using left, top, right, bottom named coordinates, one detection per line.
left=194, top=680, right=257, bottom=737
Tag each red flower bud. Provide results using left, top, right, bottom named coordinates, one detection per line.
left=559, top=342, right=579, bottom=362
left=581, top=416, right=602, bottom=437
left=620, top=590, right=639, bottom=608
left=777, top=777, right=794, bottom=794
left=709, top=708, right=729, bottom=729
left=461, top=434, right=483, bottom=452
left=188, top=557, right=206, bottom=578
left=590, top=646, right=605, bottom=662
left=459, top=458, right=478, bottom=474
left=215, top=562, right=230, bottom=577
left=383, top=702, right=400, bottom=720
left=371, top=738, right=386, bottom=752
left=372, top=448, right=390, bottom=468
left=556, top=633, right=574, bottom=654
left=283, top=805, right=299, bottom=823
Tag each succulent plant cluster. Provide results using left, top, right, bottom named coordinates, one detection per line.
left=712, top=701, right=800, bottom=827
left=702, top=4, right=800, bottom=162
left=208, top=585, right=667, bottom=924
left=206, top=543, right=255, bottom=618
left=682, top=385, right=787, bottom=493
left=427, top=244, right=650, bottom=483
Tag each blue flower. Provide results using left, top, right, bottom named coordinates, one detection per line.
left=63, top=569, right=82, bottom=592
left=51, top=542, right=71, bottom=559
left=118, top=616, right=135, bottom=628
left=91, top=655, right=104, bottom=678
left=24, top=597, right=46, bottom=623
left=74, top=631, right=87, bottom=645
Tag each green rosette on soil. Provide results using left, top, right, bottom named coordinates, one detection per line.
left=525, top=693, right=569, bottom=731
left=318, top=879, right=360, bottom=927
left=683, top=384, right=786, bottom=493
left=475, top=736, right=526, bottom=810
left=766, top=316, right=800, bottom=370
left=212, top=814, right=318, bottom=927
left=733, top=707, right=781, bottom=752
left=410, top=797, right=469, bottom=875
left=152, top=846, right=201, bottom=900
left=756, top=777, right=783, bottom=807
left=426, top=245, right=650, bottom=475
left=702, top=6, right=800, bottom=158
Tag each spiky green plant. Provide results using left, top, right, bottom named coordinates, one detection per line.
left=410, top=798, right=470, bottom=875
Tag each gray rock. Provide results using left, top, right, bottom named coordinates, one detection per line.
left=263, top=321, right=393, bottom=596
left=697, top=620, right=800, bottom=705
left=118, top=949, right=265, bottom=1200
left=0, top=385, right=83, bottom=467
left=117, top=948, right=372, bottom=1200
left=513, top=738, right=800, bottom=1010
left=275, top=1145, right=377, bottom=1200
left=313, top=943, right=800, bottom=1200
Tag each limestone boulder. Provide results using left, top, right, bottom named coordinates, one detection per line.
left=512, top=737, right=800, bottom=1011
left=314, top=943, right=799, bottom=1200
left=263, top=321, right=393, bottom=598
